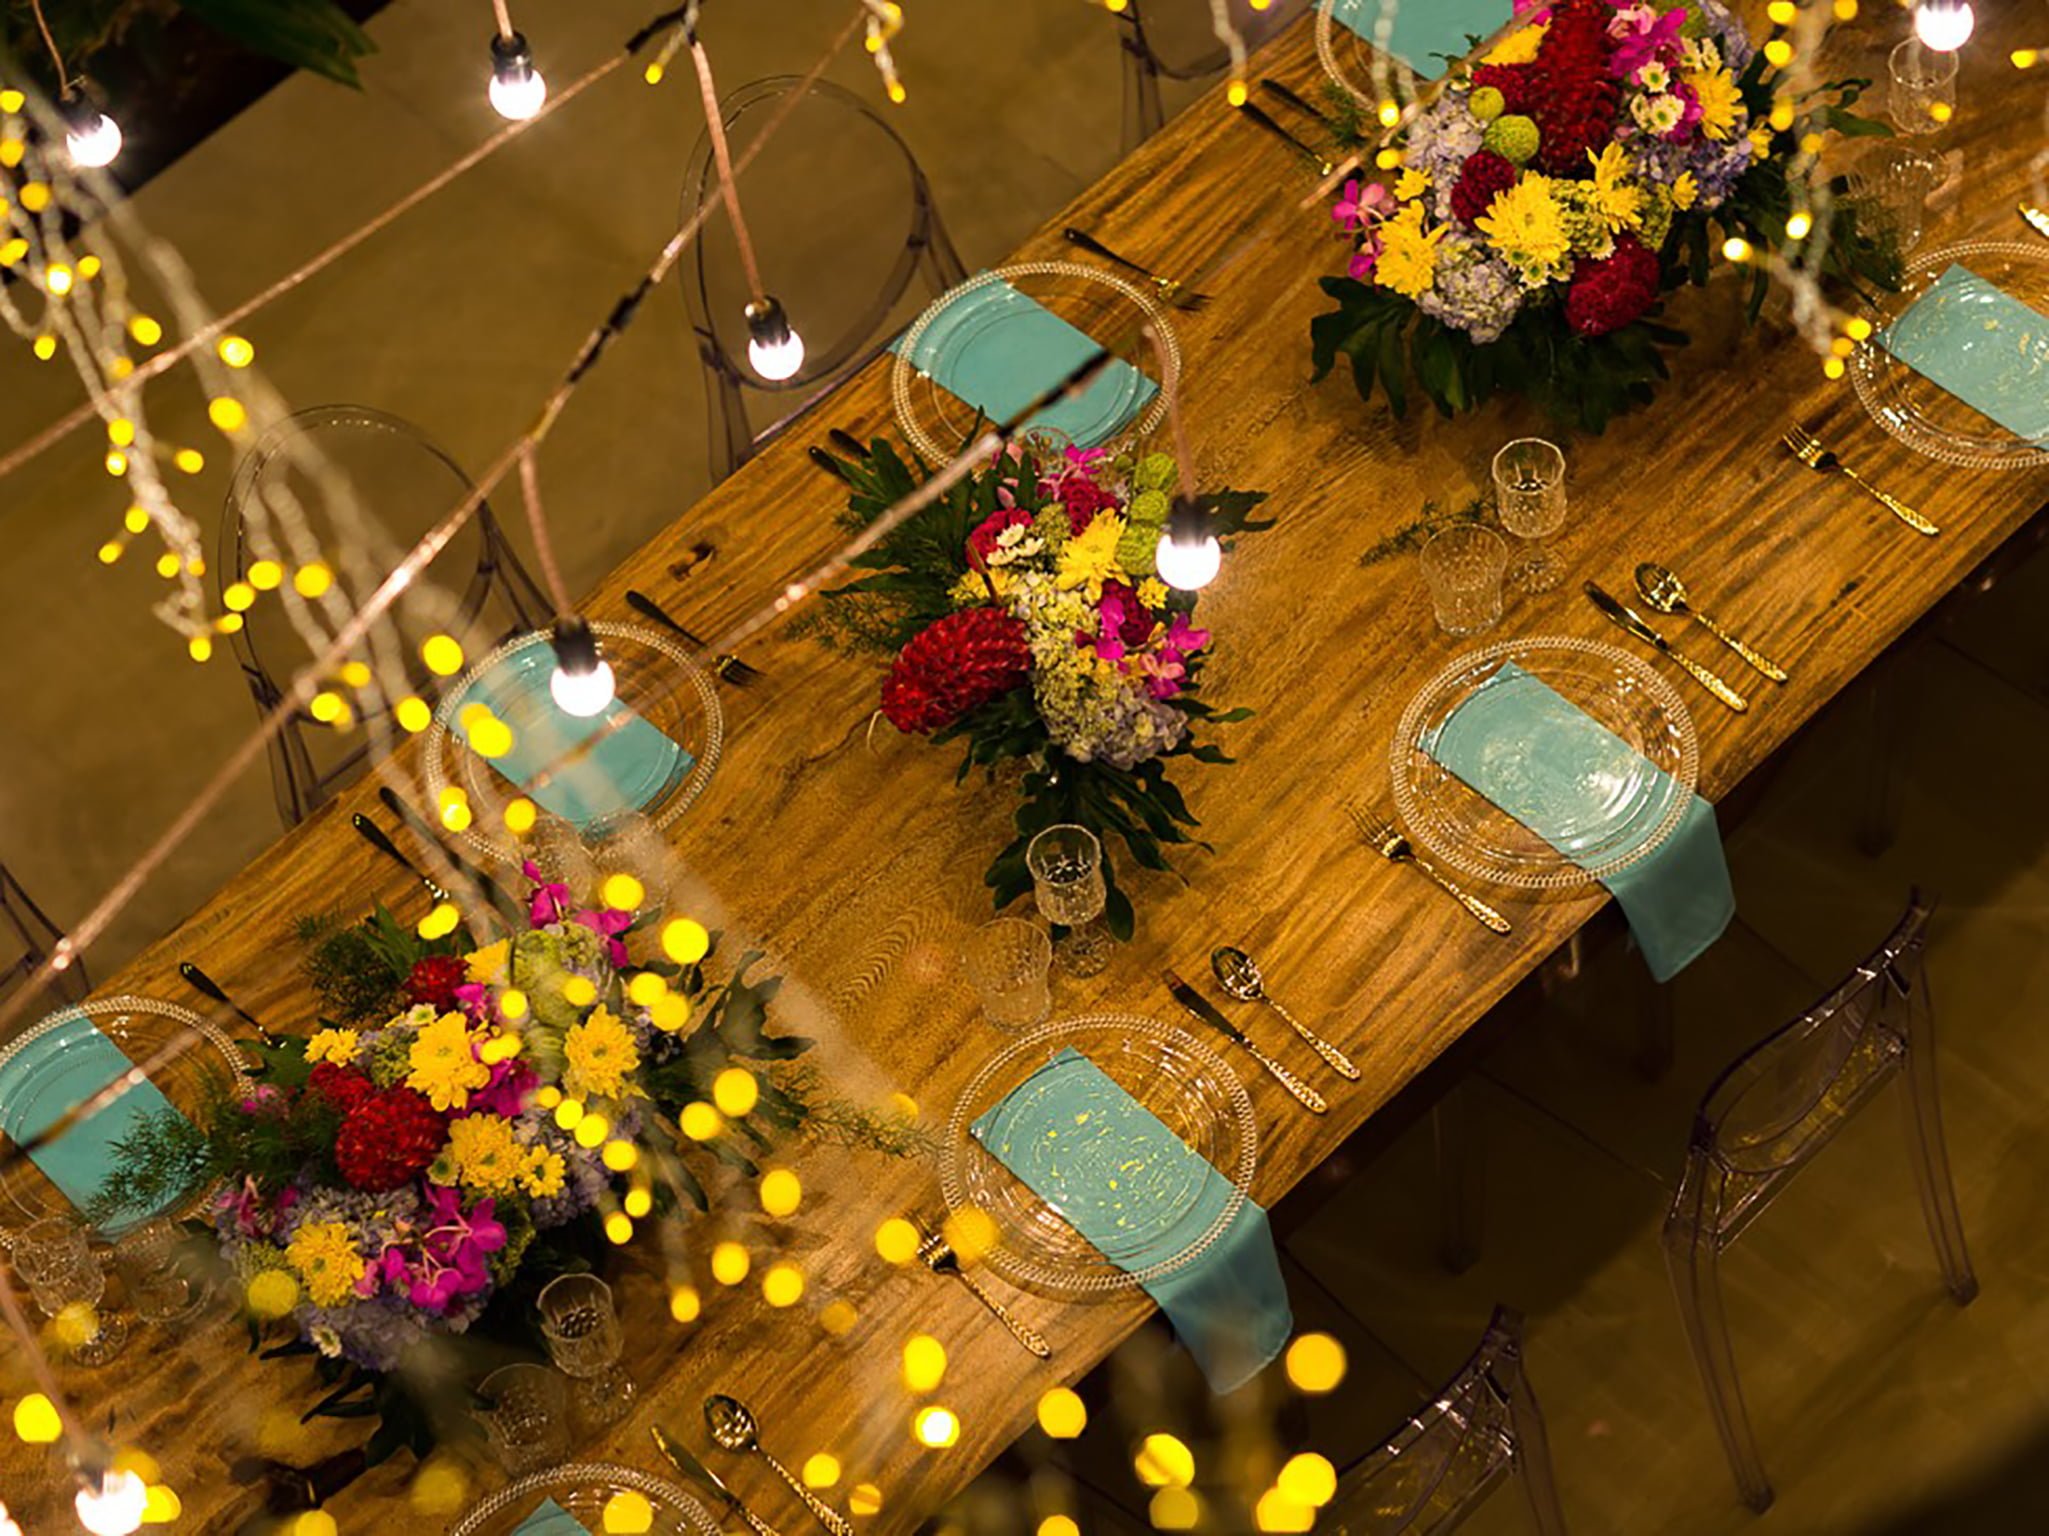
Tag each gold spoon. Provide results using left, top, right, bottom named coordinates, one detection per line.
left=705, top=1395, right=853, bottom=1536
left=1633, top=563, right=1788, bottom=684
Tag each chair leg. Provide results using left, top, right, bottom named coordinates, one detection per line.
left=1431, top=1089, right=1483, bottom=1274
left=1857, top=666, right=1911, bottom=857
left=1634, top=966, right=1676, bottom=1082
left=1664, top=1234, right=1773, bottom=1512
left=1898, top=1051, right=1979, bottom=1305
left=1506, top=1365, right=1569, bottom=1536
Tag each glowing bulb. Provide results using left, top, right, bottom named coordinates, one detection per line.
left=549, top=616, right=615, bottom=716
left=66, top=107, right=123, bottom=170
left=1785, top=210, right=1812, bottom=240
left=745, top=297, right=806, bottom=381
left=1154, top=530, right=1219, bottom=591
left=1721, top=236, right=1753, bottom=263
left=75, top=1469, right=148, bottom=1535
left=1912, top=0, right=1973, bottom=51
left=488, top=32, right=548, bottom=120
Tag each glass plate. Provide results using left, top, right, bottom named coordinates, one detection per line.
left=1849, top=240, right=2049, bottom=471
left=939, top=1013, right=1255, bottom=1299
left=424, top=621, right=723, bottom=870
left=1390, top=636, right=1699, bottom=891
left=0, top=996, right=252, bottom=1246
left=449, top=1464, right=721, bottom=1536
left=891, top=262, right=1178, bottom=463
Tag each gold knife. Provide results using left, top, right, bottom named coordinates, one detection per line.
left=651, top=1424, right=785, bottom=1536
left=2022, top=202, right=2049, bottom=242
left=1583, top=581, right=1749, bottom=713
left=1163, top=970, right=1327, bottom=1113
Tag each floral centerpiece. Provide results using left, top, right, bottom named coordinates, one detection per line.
left=99, top=872, right=919, bottom=1465
left=1310, top=0, right=1892, bottom=432
left=804, top=435, right=1270, bottom=937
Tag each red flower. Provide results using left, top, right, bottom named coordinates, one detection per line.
left=305, top=1062, right=376, bottom=1117
left=404, top=955, right=468, bottom=1012
left=1524, top=0, right=1620, bottom=174
left=1471, top=63, right=1535, bottom=115
left=966, top=506, right=1035, bottom=567
left=1053, top=472, right=1120, bottom=533
left=334, top=1087, right=446, bottom=1192
left=1565, top=236, right=1662, bottom=336
left=880, top=607, right=1030, bottom=735
left=1451, top=150, right=1520, bottom=225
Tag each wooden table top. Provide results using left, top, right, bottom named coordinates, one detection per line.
left=5, top=4, right=2048, bottom=1530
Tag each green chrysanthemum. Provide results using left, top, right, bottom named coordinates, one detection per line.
left=1482, top=113, right=1539, bottom=166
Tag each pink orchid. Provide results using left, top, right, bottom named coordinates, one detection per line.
left=1331, top=178, right=1393, bottom=232
left=1348, top=239, right=1385, bottom=281
left=521, top=861, right=571, bottom=928
left=469, top=1059, right=538, bottom=1118
left=1610, top=5, right=1686, bottom=78
left=572, top=907, right=634, bottom=968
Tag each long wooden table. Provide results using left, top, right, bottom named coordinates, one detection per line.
left=6, top=5, right=2048, bottom=1529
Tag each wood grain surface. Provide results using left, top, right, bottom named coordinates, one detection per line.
left=5, top=4, right=2048, bottom=1530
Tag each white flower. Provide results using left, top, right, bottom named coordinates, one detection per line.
left=311, top=1323, right=343, bottom=1358
left=1636, top=61, right=1671, bottom=92
left=1681, top=37, right=1722, bottom=73
left=1609, top=4, right=1656, bottom=38
left=1631, top=93, right=1685, bottom=135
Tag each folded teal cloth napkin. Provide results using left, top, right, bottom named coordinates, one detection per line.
left=0, top=1009, right=192, bottom=1234
left=512, top=1498, right=588, bottom=1535
left=1879, top=264, right=2049, bottom=443
left=459, top=639, right=691, bottom=833
left=1328, top=0, right=1514, bottom=74
left=894, top=276, right=1157, bottom=448
left=971, top=1046, right=1290, bottom=1392
left=1427, top=662, right=1733, bottom=982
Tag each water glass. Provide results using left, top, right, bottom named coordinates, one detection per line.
left=1843, top=141, right=1944, bottom=256
left=962, top=918, right=1054, bottom=1030
left=1026, top=825, right=1111, bottom=978
left=537, top=1273, right=635, bottom=1427
left=1418, top=525, right=1508, bottom=637
left=476, top=1363, right=571, bottom=1473
left=1888, top=39, right=1957, bottom=137
left=1491, top=438, right=1569, bottom=593
left=13, top=1216, right=92, bottom=1286
left=29, top=1251, right=128, bottom=1367
left=114, top=1218, right=205, bottom=1324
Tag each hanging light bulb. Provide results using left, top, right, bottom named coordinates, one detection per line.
left=74, top=1468, right=146, bottom=1536
left=745, top=297, right=806, bottom=381
left=1912, top=0, right=1974, bottom=51
left=488, top=31, right=547, bottom=120
left=63, top=101, right=122, bottom=169
left=548, top=615, right=615, bottom=717
left=1154, top=496, right=1221, bottom=592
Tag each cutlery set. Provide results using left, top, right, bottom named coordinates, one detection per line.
left=1161, top=941, right=1373, bottom=1117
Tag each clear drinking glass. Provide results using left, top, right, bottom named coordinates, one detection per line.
left=28, top=1250, right=128, bottom=1367
left=537, top=1273, right=635, bottom=1427
left=476, top=1363, right=571, bottom=1473
left=1843, top=141, right=1944, bottom=257
left=962, top=918, right=1054, bottom=1030
left=13, top=1216, right=92, bottom=1285
left=113, top=1218, right=205, bottom=1324
left=1888, top=39, right=1957, bottom=137
left=1418, top=525, right=1509, bottom=637
left=1026, top=825, right=1111, bottom=978
left=1491, top=438, right=1569, bottom=593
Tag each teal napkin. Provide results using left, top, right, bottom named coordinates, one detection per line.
left=512, top=1498, right=588, bottom=1535
left=459, top=639, right=691, bottom=833
left=1879, top=264, right=2049, bottom=443
left=1427, top=662, right=1733, bottom=982
left=971, top=1046, right=1290, bottom=1392
left=0, top=1009, right=193, bottom=1235
left=1328, top=0, right=1513, bottom=74
left=894, top=276, right=1157, bottom=448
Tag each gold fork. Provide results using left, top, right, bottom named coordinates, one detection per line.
left=917, top=1225, right=1052, bottom=1358
left=1781, top=425, right=1939, bottom=536
left=1342, top=802, right=1512, bottom=935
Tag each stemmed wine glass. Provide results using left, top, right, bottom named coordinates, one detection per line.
left=537, top=1273, right=636, bottom=1428
left=1026, top=824, right=1111, bottom=977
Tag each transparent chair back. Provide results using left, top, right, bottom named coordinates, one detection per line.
left=1118, top=0, right=1311, bottom=147
left=680, top=73, right=965, bottom=479
left=1663, top=891, right=1975, bottom=1512
left=1327, top=1306, right=1565, bottom=1535
left=219, top=404, right=549, bottom=826
left=0, top=863, right=88, bottom=1012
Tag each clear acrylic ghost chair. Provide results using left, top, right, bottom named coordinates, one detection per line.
left=1326, top=1306, right=1566, bottom=1535
left=680, top=74, right=966, bottom=482
left=220, top=405, right=551, bottom=828
left=1662, top=891, right=1975, bottom=1514
left=0, top=863, right=89, bottom=1010
left=1117, top=0, right=1310, bottom=148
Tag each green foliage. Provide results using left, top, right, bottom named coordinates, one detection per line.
left=1358, top=494, right=1495, bottom=567
left=1, top=0, right=376, bottom=94
left=297, top=906, right=464, bottom=1024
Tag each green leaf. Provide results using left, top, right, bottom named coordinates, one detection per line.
left=179, top=0, right=379, bottom=87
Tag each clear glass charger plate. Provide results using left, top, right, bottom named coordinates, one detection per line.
left=449, top=1463, right=721, bottom=1536
left=0, top=996, right=252, bottom=1247
left=939, top=1012, right=1255, bottom=1300
left=891, top=261, right=1178, bottom=464
left=1849, top=239, right=2049, bottom=471
left=423, top=620, right=723, bottom=870
left=1389, top=636, right=1700, bottom=892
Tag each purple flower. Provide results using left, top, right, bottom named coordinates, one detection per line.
left=469, top=1058, right=538, bottom=1118
left=381, top=1188, right=506, bottom=1315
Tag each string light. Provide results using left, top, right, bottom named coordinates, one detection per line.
left=74, top=1468, right=147, bottom=1536
left=488, top=31, right=548, bottom=120
left=1912, top=0, right=1974, bottom=52
left=745, top=298, right=806, bottom=381
left=1155, top=497, right=1221, bottom=591
left=63, top=102, right=122, bottom=169
left=548, top=615, right=615, bottom=716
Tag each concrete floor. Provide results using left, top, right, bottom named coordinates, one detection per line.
left=7, top=1, right=2049, bottom=1531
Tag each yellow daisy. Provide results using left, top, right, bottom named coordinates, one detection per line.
left=1685, top=67, right=1744, bottom=143
left=1054, top=512, right=1127, bottom=601
left=563, top=1005, right=641, bottom=1102
left=447, top=1114, right=525, bottom=1195
left=1584, top=144, right=1644, bottom=233
left=304, top=1028, right=360, bottom=1067
left=1477, top=174, right=1572, bottom=284
left=1372, top=203, right=1447, bottom=300
left=1671, top=171, right=1700, bottom=212
left=1394, top=166, right=1430, bottom=202
left=521, top=1145, right=567, bottom=1199
left=1481, top=23, right=1547, bottom=66
left=465, top=939, right=510, bottom=987
left=406, top=1011, right=489, bottom=1112
left=286, top=1221, right=365, bottom=1308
